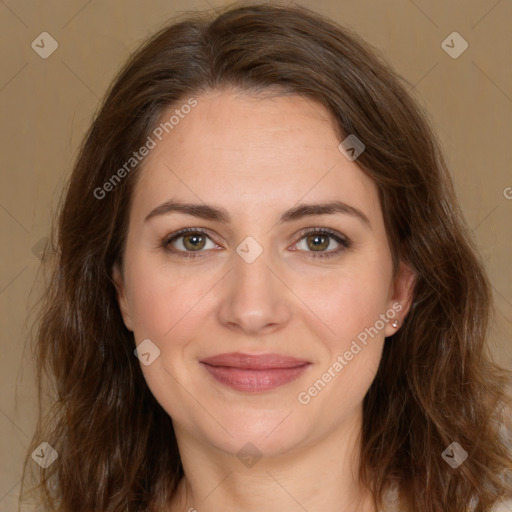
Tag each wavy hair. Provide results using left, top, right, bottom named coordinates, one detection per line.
left=22, top=3, right=512, bottom=511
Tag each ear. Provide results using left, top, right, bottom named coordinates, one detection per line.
left=112, top=262, right=134, bottom=332
left=384, top=260, right=416, bottom=337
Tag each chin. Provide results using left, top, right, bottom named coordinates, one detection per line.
left=204, top=409, right=315, bottom=459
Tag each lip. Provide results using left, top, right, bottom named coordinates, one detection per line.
left=200, top=352, right=312, bottom=392
left=200, top=352, right=310, bottom=369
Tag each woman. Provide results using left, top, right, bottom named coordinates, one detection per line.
left=22, top=3, right=512, bottom=511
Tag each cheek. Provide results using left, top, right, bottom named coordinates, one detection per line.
left=294, top=267, right=390, bottom=423
left=125, top=253, right=210, bottom=340
left=297, top=256, right=393, bottom=347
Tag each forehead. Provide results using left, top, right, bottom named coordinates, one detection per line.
left=130, top=89, right=381, bottom=226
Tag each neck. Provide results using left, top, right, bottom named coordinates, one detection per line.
left=168, top=405, right=377, bottom=512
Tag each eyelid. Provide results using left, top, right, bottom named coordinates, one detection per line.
left=295, top=226, right=350, bottom=245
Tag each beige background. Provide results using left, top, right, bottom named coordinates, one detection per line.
left=0, top=0, right=511, bottom=509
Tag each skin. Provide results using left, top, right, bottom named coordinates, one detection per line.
left=113, top=89, right=415, bottom=512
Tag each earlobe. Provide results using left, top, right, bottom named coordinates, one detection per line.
left=385, top=261, right=416, bottom=337
left=112, top=263, right=134, bottom=332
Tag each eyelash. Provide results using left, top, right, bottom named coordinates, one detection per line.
left=160, top=227, right=352, bottom=260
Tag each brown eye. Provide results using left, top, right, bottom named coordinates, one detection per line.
left=294, top=228, right=351, bottom=259
left=161, top=228, right=217, bottom=258
left=181, top=233, right=207, bottom=251
left=305, top=233, right=330, bottom=252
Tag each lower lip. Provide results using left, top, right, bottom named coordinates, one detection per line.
left=200, top=363, right=311, bottom=392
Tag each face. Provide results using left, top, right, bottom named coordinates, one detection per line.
left=113, top=89, right=415, bottom=458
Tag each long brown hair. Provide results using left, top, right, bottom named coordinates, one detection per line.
left=22, top=3, right=512, bottom=511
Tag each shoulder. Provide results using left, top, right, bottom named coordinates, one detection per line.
left=379, top=488, right=512, bottom=512
left=491, top=498, right=512, bottom=511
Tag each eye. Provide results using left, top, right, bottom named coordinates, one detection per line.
left=292, top=228, right=351, bottom=259
left=161, top=228, right=218, bottom=258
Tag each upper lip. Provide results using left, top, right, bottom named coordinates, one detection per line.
left=200, top=352, right=310, bottom=369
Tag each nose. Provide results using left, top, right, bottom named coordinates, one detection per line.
left=217, top=244, right=293, bottom=336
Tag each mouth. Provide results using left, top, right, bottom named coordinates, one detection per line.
left=199, top=352, right=312, bottom=392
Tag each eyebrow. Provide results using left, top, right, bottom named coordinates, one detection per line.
left=145, top=199, right=371, bottom=229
